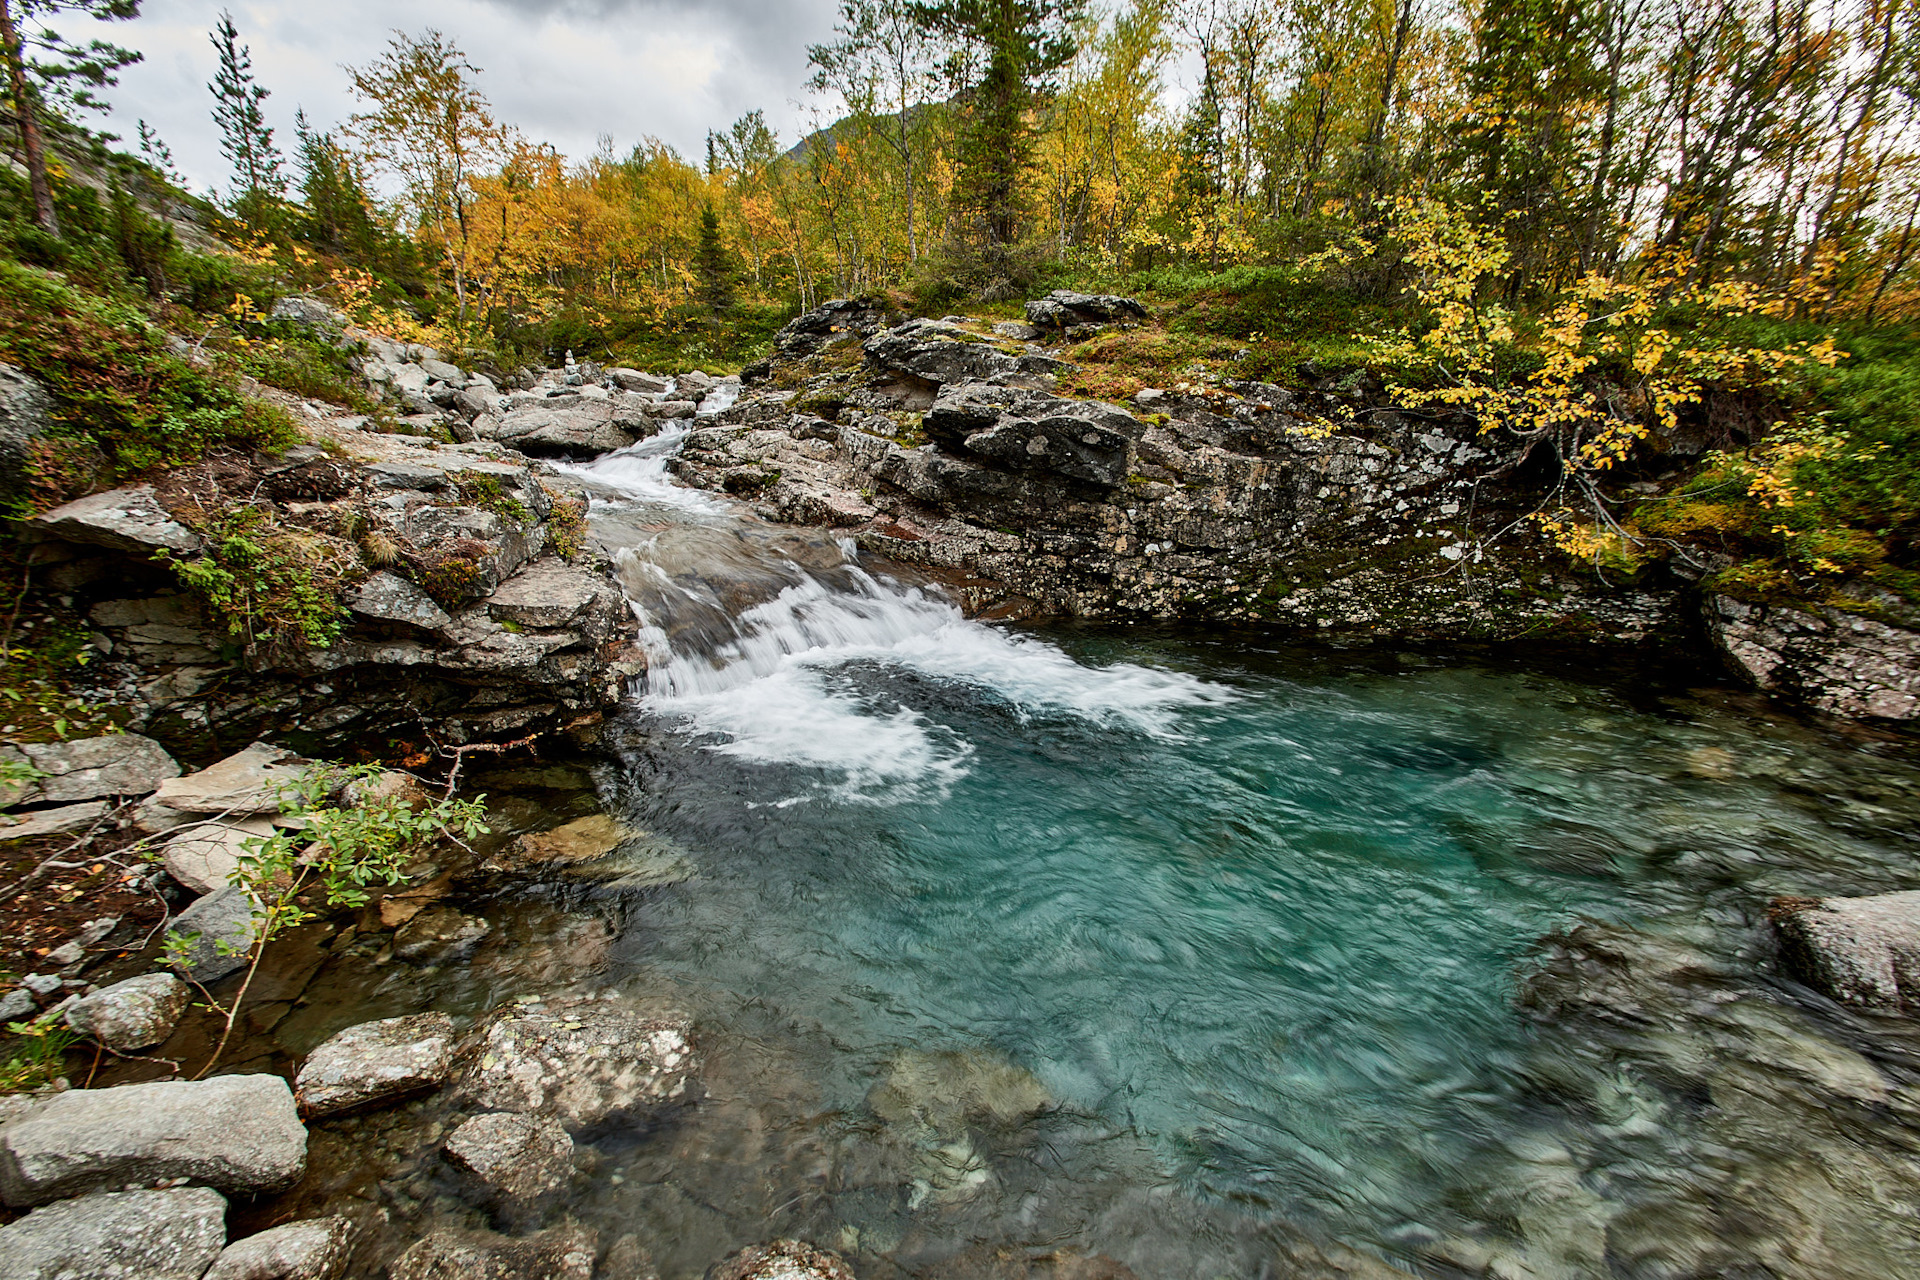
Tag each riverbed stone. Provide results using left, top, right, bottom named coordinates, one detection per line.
left=28, top=484, right=203, bottom=555
left=503, top=814, right=640, bottom=868
left=0, top=1186, right=228, bottom=1280
left=709, top=1239, right=858, bottom=1280
left=1773, top=891, right=1920, bottom=1012
left=167, top=885, right=260, bottom=982
left=0, top=1073, right=305, bottom=1206
left=461, top=995, right=697, bottom=1127
left=63, top=972, right=190, bottom=1051
left=151, top=742, right=311, bottom=815
left=393, top=905, right=491, bottom=961
left=388, top=1223, right=597, bottom=1280
left=444, top=1111, right=574, bottom=1206
left=610, top=368, right=669, bottom=393
left=162, top=816, right=278, bottom=894
left=294, top=1011, right=458, bottom=1117
left=6, top=733, right=179, bottom=805
left=204, top=1215, right=354, bottom=1280
left=487, top=405, right=636, bottom=459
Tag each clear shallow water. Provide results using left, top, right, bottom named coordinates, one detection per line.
left=429, top=438, right=1920, bottom=1277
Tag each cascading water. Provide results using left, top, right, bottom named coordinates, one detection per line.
left=525, top=426, right=1920, bottom=1279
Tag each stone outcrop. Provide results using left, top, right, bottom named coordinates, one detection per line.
left=205, top=1216, right=355, bottom=1280
left=0, top=363, right=54, bottom=473
left=1709, top=594, right=1920, bottom=721
left=1024, top=289, right=1147, bottom=333
left=460, top=995, right=697, bottom=1127
left=0, top=1074, right=306, bottom=1205
left=1773, top=891, right=1920, bottom=1012
left=294, top=1012, right=459, bottom=1117
left=63, top=972, right=190, bottom=1052
left=0, top=1186, right=228, bottom=1280
left=29, top=484, right=201, bottom=555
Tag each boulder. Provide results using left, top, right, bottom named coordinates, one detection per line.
left=346, top=571, right=454, bottom=634
left=763, top=297, right=895, bottom=365
left=1024, top=289, right=1147, bottom=331
left=709, top=1240, right=858, bottom=1280
left=864, top=320, right=1026, bottom=388
left=420, top=358, right=465, bottom=384
left=27, top=484, right=202, bottom=555
left=4, top=733, right=179, bottom=805
left=388, top=1223, right=597, bottom=1280
left=444, top=1111, right=574, bottom=1207
left=293, top=1012, right=458, bottom=1118
left=204, top=1216, right=354, bottom=1280
left=0, top=1186, right=228, bottom=1280
left=270, top=296, right=345, bottom=337
left=651, top=399, right=697, bottom=420
left=485, top=562, right=614, bottom=631
left=166, top=885, right=260, bottom=982
left=461, top=996, right=697, bottom=1127
left=162, top=817, right=278, bottom=894
left=488, top=406, right=636, bottom=459
left=0, top=1074, right=306, bottom=1206
left=0, top=800, right=108, bottom=843
left=0, top=363, right=53, bottom=472
left=609, top=368, right=670, bottom=393
left=502, top=814, right=639, bottom=868
left=393, top=907, right=491, bottom=962
left=1773, top=891, right=1920, bottom=1012
left=924, top=385, right=1144, bottom=488
left=389, top=364, right=432, bottom=396
left=1709, top=594, right=1920, bottom=720
left=63, top=972, right=190, bottom=1052
left=151, top=742, right=310, bottom=816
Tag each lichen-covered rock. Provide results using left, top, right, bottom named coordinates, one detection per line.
left=461, top=995, right=697, bottom=1127
left=64, top=972, right=190, bottom=1052
left=204, top=1215, right=354, bottom=1280
left=1773, top=891, right=1920, bottom=1012
left=294, top=1012, right=458, bottom=1117
left=1708, top=594, right=1920, bottom=720
left=28, top=484, right=203, bottom=554
left=1024, top=289, right=1146, bottom=331
left=346, top=570, right=454, bottom=633
left=923, top=384, right=1144, bottom=488
left=444, top=1111, right=574, bottom=1207
left=162, top=816, right=277, bottom=894
left=388, top=1223, right=597, bottom=1280
left=2, top=732, right=179, bottom=805
left=708, top=1239, right=858, bottom=1280
left=485, top=561, right=620, bottom=632
left=0, top=1186, right=228, bottom=1280
left=0, top=1074, right=305, bottom=1206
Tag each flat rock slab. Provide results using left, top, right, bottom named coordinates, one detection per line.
left=64, top=972, right=191, bottom=1052
left=163, top=817, right=278, bottom=894
left=485, top=562, right=609, bottom=629
left=347, top=571, right=454, bottom=632
left=0, top=1186, right=228, bottom=1280
left=1774, top=890, right=1920, bottom=1012
left=295, top=1011, right=458, bottom=1118
left=167, top=885, right=260, bottom=982
left=28, top=484, right=203, bottom=555
left=508, top=815, right=641, bottom=867
left=205, top=1215, right=354, bottom=1280
left=4, top=733, right=179, bottom=805
left=710, top=1240, right=859, bottom=1280
left=0, top=800, right=109, bottom=843
left=461, top=996, right=697, bottom=1127
left=0, top=1073, right=306, bottom=1206
left=445, top=1111, right=574, bottom=1205
left=388, top=1223, right=597, bottom=1280
left=152, top=742, right=311, bottom=815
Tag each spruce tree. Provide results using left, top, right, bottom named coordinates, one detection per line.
left=207, top=10, right=284, bottom=232
left=694, top=203, right=735, bottom=316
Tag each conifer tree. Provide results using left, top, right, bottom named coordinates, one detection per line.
left=694, top=202, right=735, bottom=316
left=207, top=10, right=284, bottom=232
left=0, top=0, right=142, bottom=238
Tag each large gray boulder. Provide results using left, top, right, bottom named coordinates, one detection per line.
left=609, top=368, right=669, bottom=393
left=924, top=384, right=1144, bottom=488
left=3, top=733, right=179, bottom=805
left=1024, top=288, right=1147, bottom=331
left=270, top=296, right=346, bottom=341
left=0, top=1073, right=306, bottom=1205
left=388, top=1223, right=597, bottom=1280
left=293, top=1011, right=458, bottom=1117
left=486, top=405, right=636, bottom=459
left=64, top=972, right=191, bottom=1051
left=0, top=1186, right=228, bottom=1280
left=460, top=996, right=696, bottom=1127
left=0, top=363, right=53, bottom=473
left=864, top=320, right=1034, bottom=389
left=1774, top=891, right=1920, bottom=1012
left=444, top=1111, right=574, bottom=1208
left=709, top=1240, right=858, bottom=1280
left=167, top=885, right=260, bottom=982
left=485, top=561, right=619, bottom=632
left=28, top=484, right=203, bottom=554
left=150, top=742, right=310, bottom=815
left=204, top=1215, right=354, bottom=1280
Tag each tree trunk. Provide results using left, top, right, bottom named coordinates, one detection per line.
left=0, top=0, right=58, bottom=238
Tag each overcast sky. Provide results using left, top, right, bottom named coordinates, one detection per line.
left=100, top=0, right=842, bottom=196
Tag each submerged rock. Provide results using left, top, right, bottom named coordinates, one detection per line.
left=444, top=1111, right=574, bottom=1207
left=387, top=1222, right=597, bottom=1280
left=708, top=1239, right=857, bottom=1280
left=497, top=814, right=642, bottom=869
left=0, top=1074, right=305, bottom=1205
left=294, top=1011, right=459, bottom=1118
left=63, top=972, right=190, bottom=1052
left=0, top=1186, right=227, bottom=1280
left=1773, top=890, right=1920, bottom=1012
left=392, top=906, right=491, bottom=962
left=460, top=995, right=697, bottom=1127
left=204, top=1216, right=354, bottom=1280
